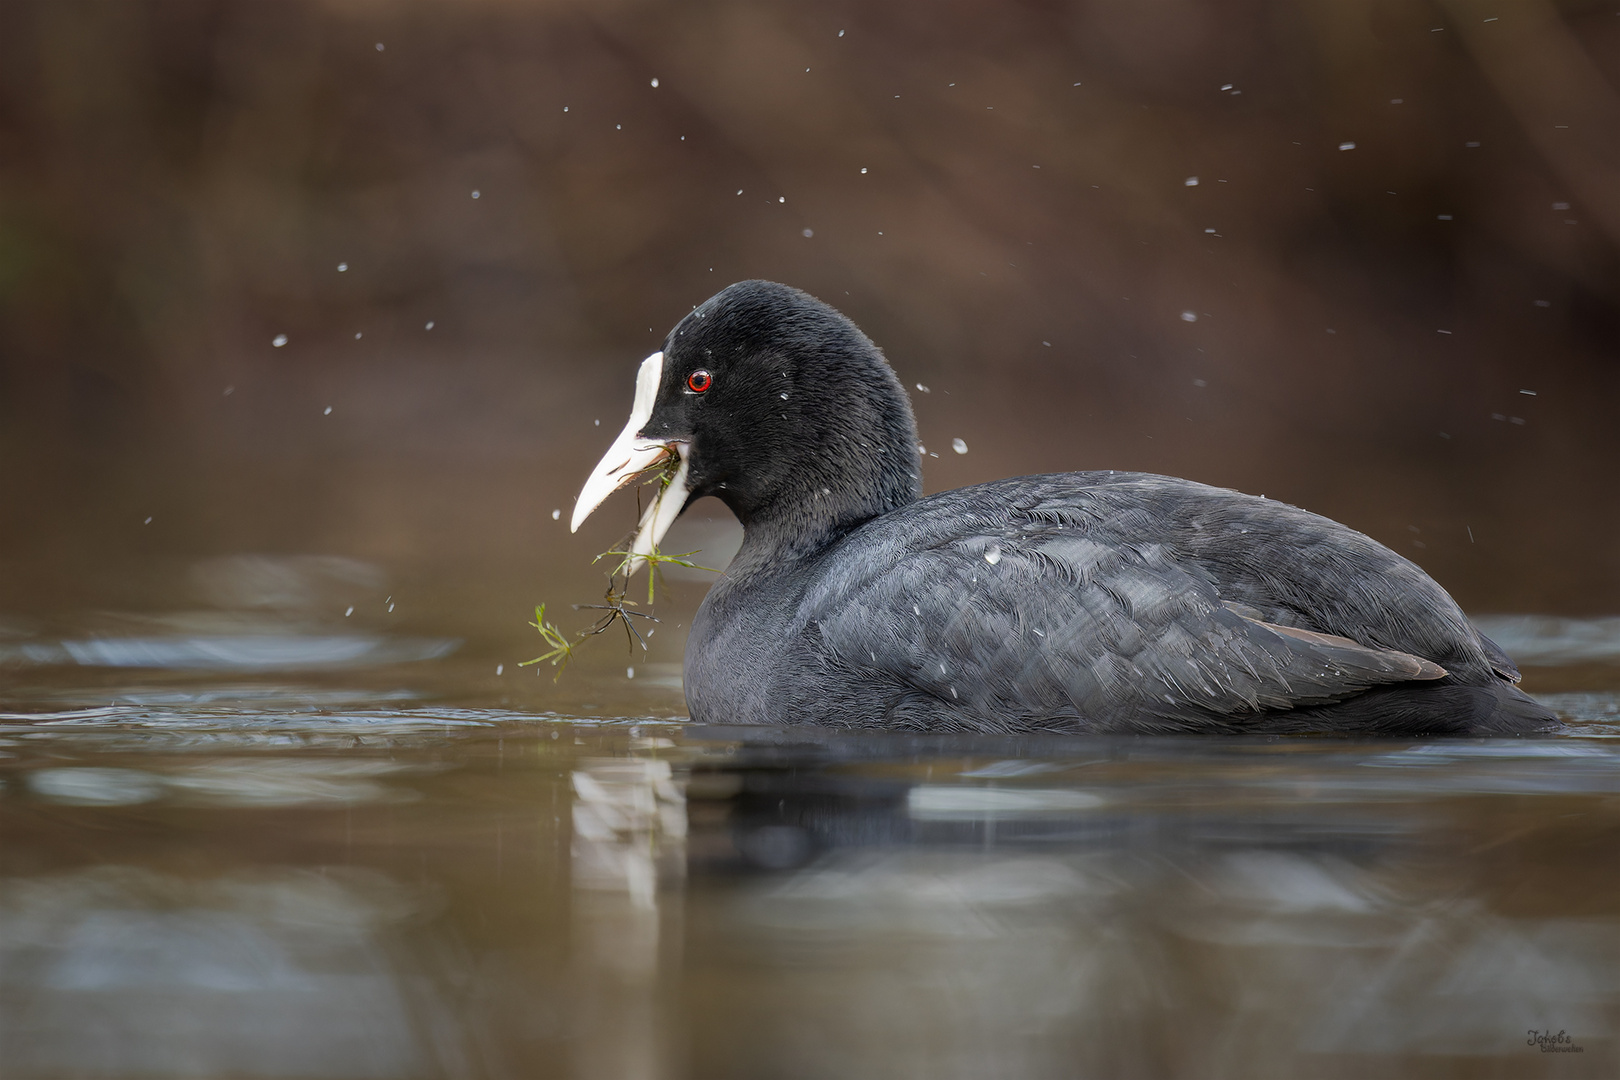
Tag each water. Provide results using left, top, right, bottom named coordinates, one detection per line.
left=2, top=627, right=1617, bottom=1079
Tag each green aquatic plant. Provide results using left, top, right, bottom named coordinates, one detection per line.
left=519, top=604, right=577, bottom=674
left=520, top=454, right=718, bottom=678
left=595, top=544, right=717, bottom=606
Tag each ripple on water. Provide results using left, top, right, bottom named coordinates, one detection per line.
left=27, top=759, right=427, bottom=807
left=0, top=866, right=446, bottom=1077
left=3, top=634, right=460, bottom=670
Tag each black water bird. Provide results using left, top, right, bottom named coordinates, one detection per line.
left=572, top=281, right=1555, bottom=736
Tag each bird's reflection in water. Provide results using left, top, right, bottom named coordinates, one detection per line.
left=671, top=730, right=1618, bottom=1078
left=568, top=755, right=687, bottom=1080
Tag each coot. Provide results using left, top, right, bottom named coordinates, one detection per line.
left=572, top=281, right=1556, bottom=736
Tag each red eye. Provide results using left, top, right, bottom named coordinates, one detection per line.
left=687, top=369, right=713, bottom=393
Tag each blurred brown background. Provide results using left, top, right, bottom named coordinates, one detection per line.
left=2, top=0, right=1617, bottom=658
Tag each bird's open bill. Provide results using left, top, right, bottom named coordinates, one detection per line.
left=571, top=351, right=691, bottom=576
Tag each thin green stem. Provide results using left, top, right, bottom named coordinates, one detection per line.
left=523, top=450, right=721, bottom=678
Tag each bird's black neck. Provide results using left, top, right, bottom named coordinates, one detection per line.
left=719, top=358, right=921, bottom=579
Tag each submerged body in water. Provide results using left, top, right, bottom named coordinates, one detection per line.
left=572, top=281, right=1556, bottom=736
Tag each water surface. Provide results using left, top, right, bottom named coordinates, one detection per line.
left=2, top=626, right=1617, bottom=1079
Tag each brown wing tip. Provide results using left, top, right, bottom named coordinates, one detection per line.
left=1411, top=657, right=1449, bottom=680
left=1254, top=620, right=1450, bottom=680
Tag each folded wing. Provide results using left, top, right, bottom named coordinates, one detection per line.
left=801, top=475, right=1460, bottom=731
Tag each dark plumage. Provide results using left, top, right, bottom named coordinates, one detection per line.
left=574, top=280, right=1558, bottom=736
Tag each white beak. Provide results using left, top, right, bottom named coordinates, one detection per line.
left=571, top=351, right=693, bottom=577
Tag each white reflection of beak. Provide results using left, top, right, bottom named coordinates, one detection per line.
left=571, top=351, right=693, bottom=577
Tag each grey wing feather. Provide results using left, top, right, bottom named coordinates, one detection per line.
left=801, top=475, right=1458, bottom=730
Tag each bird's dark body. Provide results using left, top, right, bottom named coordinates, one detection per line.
left=588, top=280, right=1555, bottom=736
left=686, top=471, right=1551, bottom=735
